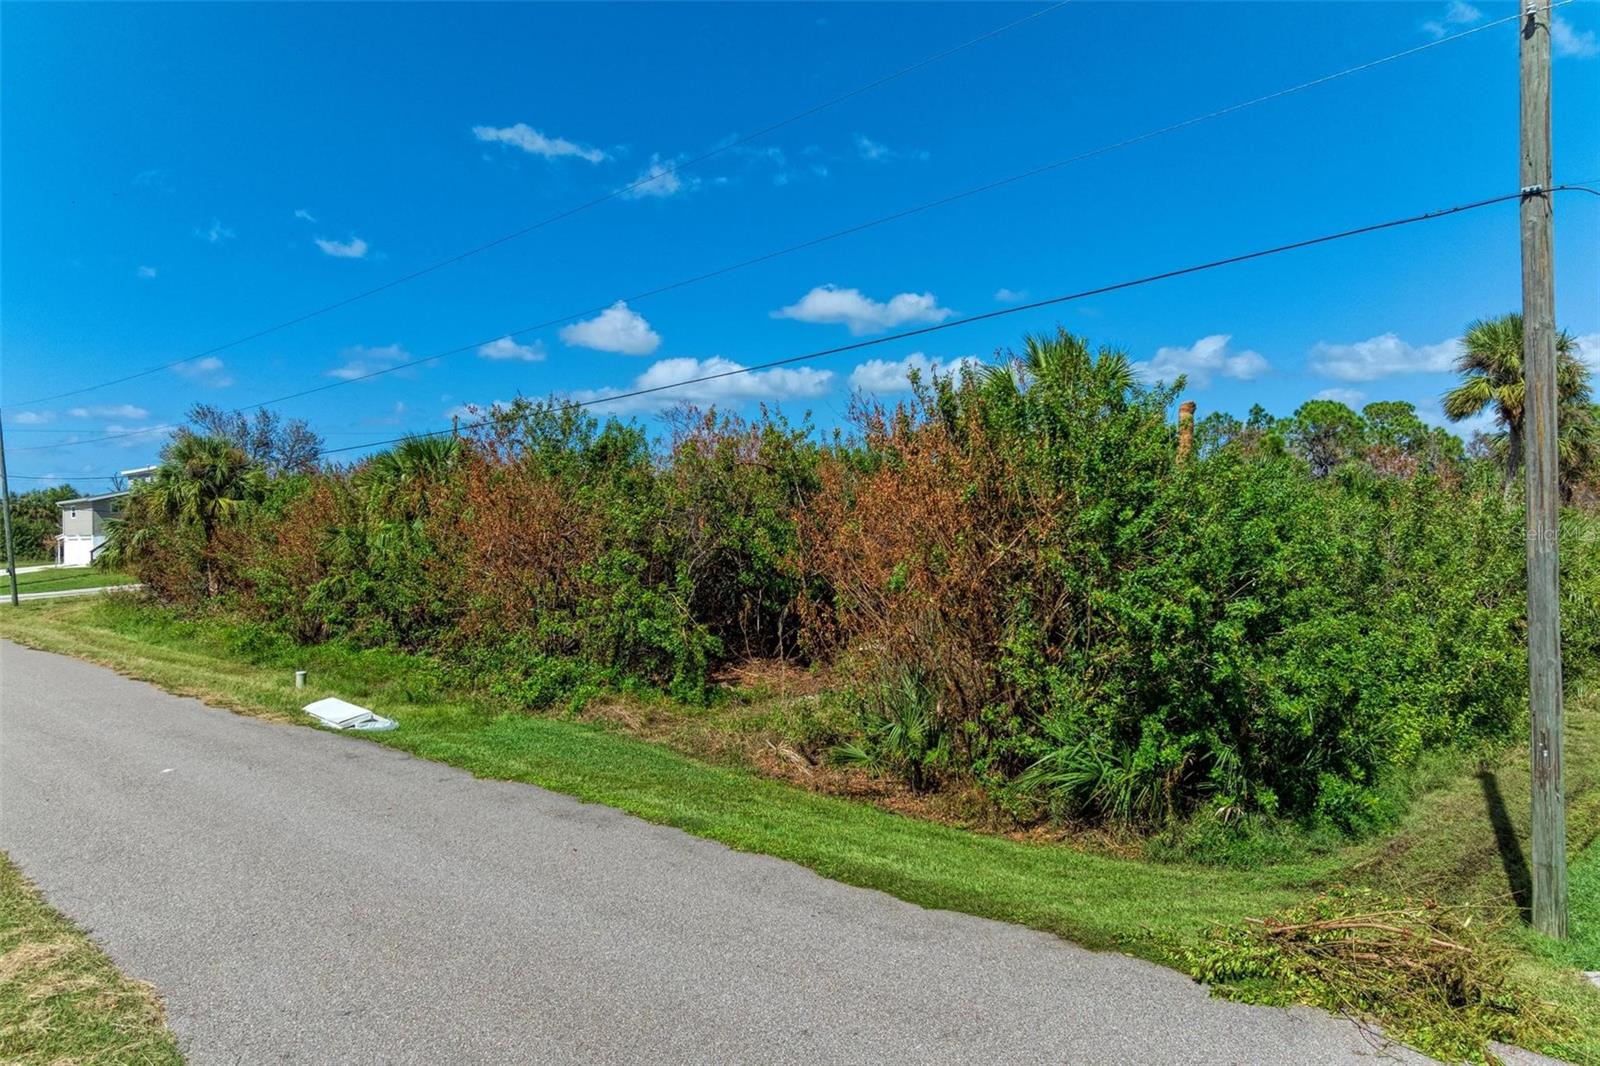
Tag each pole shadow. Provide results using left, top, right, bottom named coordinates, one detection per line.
left=1478, top=770, right=1531, bottom=920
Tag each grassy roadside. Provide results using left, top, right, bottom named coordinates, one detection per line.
left=0, top=852, right=183, bottom=1066
left=0, top=597, right=1321, bottom=949
left=3, top=596, right=1598, bottom=1061
left=1538, top=839, right=1600, bottom=974
left=8, top=567, right=134, bottom=595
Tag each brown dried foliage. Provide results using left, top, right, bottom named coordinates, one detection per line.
left=442, top=449, right=604, bottom=645
left=798, top=397, right=1059, bottom=730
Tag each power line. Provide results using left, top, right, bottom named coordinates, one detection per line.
left=31, top=183, right=1600, bottom=474
left=3, top=426, right=385, bottom=436
left=9, top=1, right=1072, bottom=408
left=11, top=424, right=179, bottom=452
left=316, top=185, right=1591, bottom=458
left=2, top=427, right=169, bottom=435
left=17, top=10, right=1536, bottom=455
left=7, top=474, right=123, bottom=482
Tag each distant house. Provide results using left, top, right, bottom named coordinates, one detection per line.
left=55, top=466, right=157, bottom=566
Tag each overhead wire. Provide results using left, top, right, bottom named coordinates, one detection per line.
left=8, top=1, right=1073, bottom=407
left=316, top=185, right=1591, bottom=457
left=24, top=182, right=1600, bottom=475
left=13, top=8, right=1538, bottom=455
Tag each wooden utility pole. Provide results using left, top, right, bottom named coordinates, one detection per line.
left=1520, top=0, right=1566, bottom=939
left=0, top=414, right=19, bottom=606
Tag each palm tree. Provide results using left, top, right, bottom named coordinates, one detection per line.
left=104, top=433, right=265, bottom=595
left=1442, top=313, right=1591, bottom=491
left=354, top=435, right=460, bottom=518
left=965, top=329, right=1137, bottom=434
left=356, top=435, right=458, bottom=489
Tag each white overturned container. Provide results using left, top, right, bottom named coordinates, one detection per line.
left=303, top=697, right=397, bottom=732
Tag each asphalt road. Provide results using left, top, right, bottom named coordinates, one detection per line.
left=0, top=640, right=1462, bottom=1065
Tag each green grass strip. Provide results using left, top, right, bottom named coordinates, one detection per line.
left=0, top=852, right=183, bottom=1066
left=9, top=568, right=134, bottom=594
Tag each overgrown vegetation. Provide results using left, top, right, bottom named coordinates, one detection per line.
left=0, top=851, right=182, bottom=1066
left=95, top=324, right=1600, bottom=844
left=13, top=315, right=1600, bottom=1061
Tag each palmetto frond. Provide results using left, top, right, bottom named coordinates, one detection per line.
left=146, top=433, right=264, bottom=531
left=357, top=435, right=461, bottom=490
left=1444, top=313, right=1595, bottom=490
left=1441, top=376, right=1499, bottom=423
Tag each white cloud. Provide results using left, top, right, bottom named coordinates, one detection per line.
left=473, top=123, right=607, bottom=163
left=994, top=287, right=1027, bottom=304
left=445, top=399, right=514, bottom=421
left=1418, top=400, right=1497, bottom=439
left=99, top=422, right=178, bottom=449
left=69, top=404, right=149, bottom=420
left=732, top=145, right=802, bottom=188
left=12, top=410, right=55, bottom=425
left=366, top=401, right=407, bottom=426
left=294, top=208, right=317, bottom=222
left=195, top=219, right=234, bottom=244
left=136, top=265, right=158, bottom=279
left=856, top=135, right=892, bottom=162
left=572, top=356, right=833, bottom=414
left=172, top=356, right=233, bottom=387
left=559, top=301, right=661, bottom=355
left=314, top=235, right=369, bottom=259
left=622, top=154, right=695, bottom=199
left=1132, top=334, right=1270, bottom=388
left=772, top=284, right=954, bottom=336
left=1314, top=387, right=1367, bottom=407
left=1573, top=332, right=1600, bottom=371
left=1553, top=15, right=1598, bottom=58
left=853, top=135, right=926, bottom=163
left=134, top=168, right=173, bottom=193
left=477, top=336, right=546, bottom=362
left=849, top=352, right=984, bottom=393
left=1422, top=0, right=1481, bottom=37
left=326, top=344, right=413, bottom=381
left=1307, top=333, right=1458, bottom=381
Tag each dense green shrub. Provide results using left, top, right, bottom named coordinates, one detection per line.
left=107, top=329, right=1600, bottom=833
left=800, top=331, right=1542, bottom=830
left=6, top=483, right=81, bottom=561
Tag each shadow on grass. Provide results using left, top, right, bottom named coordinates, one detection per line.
left=1479, top=769, right=1531, bottom=920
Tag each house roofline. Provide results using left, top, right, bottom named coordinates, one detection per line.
left=57, top=491, right=130, bottom=507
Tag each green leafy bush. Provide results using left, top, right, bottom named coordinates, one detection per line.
left=108, top=330, right=1600, bottom=836
left=5, top=483, right=82, bottom=561
left=830, top=670, right=951, bottom=792
left=800, top=330, right=1547, bottom=829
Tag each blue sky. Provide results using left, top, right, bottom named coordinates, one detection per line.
left=3, top=1, right=1598, bottom=487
